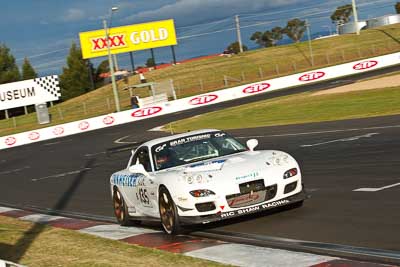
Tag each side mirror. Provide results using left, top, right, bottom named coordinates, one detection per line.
left=246, top=139, right=259, bottom=151
left=128, top=164, right=150, bottom=177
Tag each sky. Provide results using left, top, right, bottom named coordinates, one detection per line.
left=0, top=0, right=396, bottom=76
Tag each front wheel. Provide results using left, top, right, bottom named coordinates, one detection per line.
left=113, top=187, right=135, bottom=226
left=159, top=186, right=182, bottom=235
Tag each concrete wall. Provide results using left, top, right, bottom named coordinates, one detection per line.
left=367, top=14, right=400, bottom=28
left=339, top=14, right=400, bottom=35
left=339, top=21, right=367, bottom=34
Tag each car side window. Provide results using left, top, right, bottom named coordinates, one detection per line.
left=132, top=147, right=152, bottom=172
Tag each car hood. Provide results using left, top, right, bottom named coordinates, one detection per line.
left=159, top=150, right=298, bottom=189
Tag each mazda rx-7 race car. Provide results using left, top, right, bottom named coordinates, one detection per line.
left=110, top=129, right=306, bottom=234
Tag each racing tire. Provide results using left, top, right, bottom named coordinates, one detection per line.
left=113, top=187, right=137, bottom=226
left=159, top=186, right=182, bottom=235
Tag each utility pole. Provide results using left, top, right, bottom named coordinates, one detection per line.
left=352, top=0, right=360, bottom=35
left=235, top=15, right=243, bottom=53
left=305, top=19, right=314, bottom=66
left=103, top=19, right=121, bottom=112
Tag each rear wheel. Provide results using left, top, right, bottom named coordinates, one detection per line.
left=113, top=187, right=136, bottom=226
left=159, top=186, right=182, bottom=234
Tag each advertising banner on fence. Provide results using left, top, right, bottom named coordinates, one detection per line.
left=0, top=75, right=60, bottom=111
left=1, top=52, right=399, bottom=150
left=79, top=19, right=177, bottom=59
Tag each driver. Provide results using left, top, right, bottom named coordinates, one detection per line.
left=155, top=149, right=173, bottom=170
left=155, top=148, right=182, bottom=170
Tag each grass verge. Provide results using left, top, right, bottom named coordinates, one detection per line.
left=167, top=86, right=400, bottom=132
left=0, top=216, right=227, bottom=267
left=1, top=24, right=400, bottom=137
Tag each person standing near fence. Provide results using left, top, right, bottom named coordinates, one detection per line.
left=131, top=95, right=140, bottom=109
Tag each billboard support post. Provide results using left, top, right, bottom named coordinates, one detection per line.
left=103, top=19, right=121, bottom=112
left=129, top=52, right=135, bottom=72
left=171, top=46, right=177, bottom=64
left=150, top=48, right=156, bottom=69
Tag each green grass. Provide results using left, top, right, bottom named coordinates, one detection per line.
left=0, top=216, right=227, bottom=267
left=166, top=86, right=400, bottom=132
left=1, top=23, right=400, bottom=137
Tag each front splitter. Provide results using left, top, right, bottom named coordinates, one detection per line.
left=180, top=190, right=307, bottom=225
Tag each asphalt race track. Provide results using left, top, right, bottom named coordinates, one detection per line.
left=1, top=66, right=400, bottom=255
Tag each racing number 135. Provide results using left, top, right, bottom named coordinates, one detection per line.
left=139, top=188, right=150, bottom=205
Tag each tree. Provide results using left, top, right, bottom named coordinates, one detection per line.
left=0, top=44, right=20, bottom=84
left=59, top=42, right=91, bottom=101
left=251, top=27, right=283, bottom=47
left=284, top=18, right=306, bottom=43
left=331, top=4, right=353, bottom=25
left=94, top=59, right=109, bottom=87
left=268, top=27, right=283, bottom=46
left=146, top=57, right=155, bottom=67
left=395, top=2, right=400, bottom=14
left=226, top=41, right=248, bottom=54
left=250, top=31, right=265, bottom=47
left=22, top=57, right=37, bottom=80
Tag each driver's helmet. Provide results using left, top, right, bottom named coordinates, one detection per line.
left=155, top=149, right=171, bottom=168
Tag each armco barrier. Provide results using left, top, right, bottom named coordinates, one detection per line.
left=1, top=52, right=399, bottom=150
left=0, top=259, right=25, bottom=267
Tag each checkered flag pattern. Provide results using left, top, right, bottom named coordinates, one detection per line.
left=33, top=75, right=61, bottom=98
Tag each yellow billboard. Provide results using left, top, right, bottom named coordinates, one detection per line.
left=79, top=19, right=177, bottom=59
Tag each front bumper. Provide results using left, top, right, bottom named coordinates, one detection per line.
left=179, top=189, right=307, bottom=225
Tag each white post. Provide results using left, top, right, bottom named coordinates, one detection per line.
left=113, top=54, right=119, bottom=71
left=306, top=19, right=314, bottom=66
left=352, top=0, right=360, bottom=35
left=235, top=15, right=243, bottom=53
left=103, top=19, right=121, bottom=112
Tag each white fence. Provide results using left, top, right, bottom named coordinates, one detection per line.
left=138, top=93, right=169, bottom=108
left=0, top=259, right=25, bottom=267
left=1, top=52, right=399, bottom=150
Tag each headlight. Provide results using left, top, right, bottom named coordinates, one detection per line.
left=196, top=174, right=203, bottom=183
left=190, top=189, right=215, bottom=197
left=269, top=153, right=289, bottom=166
left=187, top=176, right=194, bottom=184
left=283, top=168, right=298, bottom=179
left=185, top=174, right=211, bottom=184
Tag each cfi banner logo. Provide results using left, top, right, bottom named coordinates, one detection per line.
left=353, top=60, right=378, bottom=70
left=28, top=132, right=40, bottom=141
left=243, top=83, right=271, bottom=94
left=299, top=71, right=325, bottom=82
left=5, top=137, right=16, bottom=146
left=78, top=121, right=90, bottom=131
left=189, top=94, right=218, bottom=105
left=132, top=106, right=162, bottom=117
left=91, top=35, right=126, bottom=51
left=53, top=127, right=64, bottom=136
left=103, top=116, right=115, bottom=125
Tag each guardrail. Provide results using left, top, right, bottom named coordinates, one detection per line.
left=1, top=52, right=399, bottom=150
left=0, top=259, right=25, bottom=267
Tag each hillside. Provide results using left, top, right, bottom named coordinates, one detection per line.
left=1, top=23, right=400, bottom=136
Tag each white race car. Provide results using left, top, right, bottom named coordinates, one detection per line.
left=110, top=129, right=306, bottom=234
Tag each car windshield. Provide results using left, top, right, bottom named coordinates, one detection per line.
left=151, top=131, right=247, bottom=171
